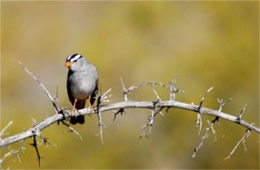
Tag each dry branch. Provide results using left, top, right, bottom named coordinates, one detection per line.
left=1, top=100, right=259, bottom=149
left=0, top=64, right=259, bottom=165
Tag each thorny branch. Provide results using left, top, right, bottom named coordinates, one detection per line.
left=192, top=97, right=232, bottom=158
left=0, top=64, right=259, bottom=166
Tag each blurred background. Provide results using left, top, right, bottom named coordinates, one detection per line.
left=1, top=1, right=259, bottom=169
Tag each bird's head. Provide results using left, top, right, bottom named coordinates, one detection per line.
left=65, top=53, right=86, bottom=71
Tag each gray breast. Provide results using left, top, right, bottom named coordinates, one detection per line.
left=68, top=64, right=98, bottom=100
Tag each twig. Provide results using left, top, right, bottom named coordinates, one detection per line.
left=31, top=135, right=41, bottom=166
left=237, top=104, right=247, bottom=120
left=198, top=87, right=214, bottom=112
left=95, top=87, right=111, bottom=144
left=152, top=87, right=161, bottom=101
left=196, top=87, right=214, bottom=135
left=141, top=109, right=155, bottom=138
left=0, top=121, right=13, bottom=138
left=13, top=140, right=26, bottom=163
left=192, top=127, right=210, bottom=158
left=168, top=77, right=184, bottom=101
left=140, top=102, right=164, bottom=138
left=196, top=113, right=202, bottom=135
left=123, top=80, right=168, bottom=98
left=97, top=110, right=105, bottom=144
left=224, top=129, right=251, bottom=160
left=217, top=98, right=232, bottom=112
left=193, top=97, right=231, bottom=158
left=169, top=80, right=176, bottom=101
left=60, top=121, right=83, bottom=141
left=120, top=77, right=128, bottom=101
left=18, top=61, right=61, bottom=113
left=192, top=116, right=220, bottom=158
left=0, top=150, right=14, bottom=168
left=101, top=88, right=112, bottom=103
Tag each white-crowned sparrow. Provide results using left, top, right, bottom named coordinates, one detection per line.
left=65, top=53, right=99, bottom=124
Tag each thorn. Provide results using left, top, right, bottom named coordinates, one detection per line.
left=113, top=108, right=125, bottom=122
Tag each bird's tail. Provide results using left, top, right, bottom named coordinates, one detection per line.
left=70, top=115, right=85, bottom=124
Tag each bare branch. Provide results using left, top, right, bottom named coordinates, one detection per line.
left=0, top=150, right=14, bottom=168
left=0, top=121, right=13, bottom=138
left=1, top=99, right=259, bottom=149
left=192, top=116, right=219, bottom=158
left=152, top=87, right=161, bottom=101
left=0, top=66, right=259, bottom=164
left=60, top=121, right=83, bottom=141
left=140, top=109, right=155, bottom=139
left=101, top=88, right=112, bottom=103
left=12, top=140, right=25, bottom=163
left=225, top=129, right=251, bottom=160
left=193, top=97, right=231, bottom=158
left=140, top=102, right=164, bottom=138
left=18, top=61, right=61, bottom=113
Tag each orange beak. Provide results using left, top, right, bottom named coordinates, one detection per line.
left=65, top=61, right=72, bottom=68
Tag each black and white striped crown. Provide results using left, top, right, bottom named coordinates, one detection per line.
left=66, top=53, right=83, bottom=62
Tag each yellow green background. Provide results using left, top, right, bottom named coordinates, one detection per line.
left=1, top=1, right=259, bottom=169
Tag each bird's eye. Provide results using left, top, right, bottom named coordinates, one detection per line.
left=73, top=59, right=78, bottom=62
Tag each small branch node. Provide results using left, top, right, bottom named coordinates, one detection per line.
left=195, top=87, right=214, bottom=134
left=120, top=77, right=128, bottom=101
left=113, top=108, right=125, bottom=122
left=168, top=77, right=184, bottom=101
left=237, top=104, right=247, bottom=120
left=217, top=98, right=232, bottom=112
left=198, top=87, right=214, bottom=112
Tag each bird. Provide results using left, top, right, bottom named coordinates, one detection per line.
left=65, top=53, right=99, bottom=124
